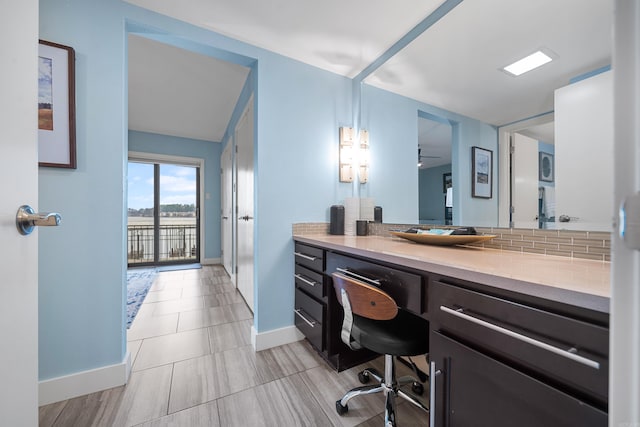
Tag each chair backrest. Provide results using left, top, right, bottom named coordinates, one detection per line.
left=332, top=272, right=398, bottom=320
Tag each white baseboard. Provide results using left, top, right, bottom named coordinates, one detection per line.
left=251, top=325, right=304, bottom=351
left=201, top=258, right=221, bottom=265
left=39, top=352, right=131, bottom=406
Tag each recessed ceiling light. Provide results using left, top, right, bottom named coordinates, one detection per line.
left=503, top=50, right=553, bottom=76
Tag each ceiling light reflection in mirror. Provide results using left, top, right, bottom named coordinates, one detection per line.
left=364, top=0, right=611, bottom=127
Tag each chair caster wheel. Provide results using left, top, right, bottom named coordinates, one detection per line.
left=358, top=370, right=370, bottom=384
left=412, top=382, right=424, bottom=396
left=336, top=400, right=349, bottom=415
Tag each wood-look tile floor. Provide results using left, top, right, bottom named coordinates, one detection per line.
left=39, top=265, right=428, bottom=426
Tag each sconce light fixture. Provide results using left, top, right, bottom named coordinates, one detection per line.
left=339, top=127, right=355, bottom=182
left=339, top=127, right=370, bottom=183
left=359, top=129, right=369, bottom=183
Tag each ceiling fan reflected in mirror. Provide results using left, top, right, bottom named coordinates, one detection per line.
left=417, top=147, right=441, bottom=167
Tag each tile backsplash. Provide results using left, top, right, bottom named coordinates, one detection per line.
left=292, top=222, right=611, bottom=262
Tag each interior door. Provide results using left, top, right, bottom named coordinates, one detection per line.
left=512, top=133, right=540, bottom=228
left=0, top=0, right=39, bottom=423
left=221, top=140, right=234, bottom=281
left=236, top=98, right=254, bottom=312
left=555, top=71, right=613, bottom=231
left=611, top=1, right=640, bottom=423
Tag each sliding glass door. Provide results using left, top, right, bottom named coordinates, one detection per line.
left=128, top=161, right=200, bottom=267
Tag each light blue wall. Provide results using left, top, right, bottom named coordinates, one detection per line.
left=361, top=85, right=498, bottom=226
left=253, top=53, right=353, bottom=331
left=39, top=0, right=128, bottom=380
left=39, top=0, right=499, bottom=382
left=39, top=0, right=353, bottom=379
left=419, top=164, right=452, bottom=222
left=128, top=131, right=222, bottom=260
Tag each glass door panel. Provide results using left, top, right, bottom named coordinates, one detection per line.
left=127, top=162, right=155, bottom=265
left=158, top=164, right=199, bottom=264
left=127, top=161, right=200, bottom=267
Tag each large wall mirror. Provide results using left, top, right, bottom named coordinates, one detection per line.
left=361, top=0, right=613, bottom=232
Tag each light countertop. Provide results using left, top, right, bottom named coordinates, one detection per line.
left=293, top=234, right=611, bottom=315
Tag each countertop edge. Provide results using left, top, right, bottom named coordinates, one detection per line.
left=294, top=235, right=610, bottom=315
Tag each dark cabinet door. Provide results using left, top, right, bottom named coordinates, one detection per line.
left=430, top=331, right=607, bottom=427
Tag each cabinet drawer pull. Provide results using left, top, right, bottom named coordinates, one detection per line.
left=294, top=309, right=317, bottom=327
left=335, top=267, right=382, bottom=286
left=429, top=361, right=441, bottom=427
left=294, top=252, right=317, bottom=261
left=294, top=273, right=317, bottom=287
left=440, top=305, right=600, bottom=370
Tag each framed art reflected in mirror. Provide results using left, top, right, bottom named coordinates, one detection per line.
left=472, top=146, right=492, bottom=198
left=539, top=152, right=554, bottom=182
left=443, top=172, right=452, bottom=193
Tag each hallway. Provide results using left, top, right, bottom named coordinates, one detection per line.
left=39, top=265, right=427, bottom=426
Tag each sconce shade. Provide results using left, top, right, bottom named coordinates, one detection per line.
left=445, top=187, right=453, bottom=208
left=359, top=129, right=369, bottom=183
left=339, top=127, right=355, bottom=182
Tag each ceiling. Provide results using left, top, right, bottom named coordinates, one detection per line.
left=126, top=0, right=612, bottom=145
left=128, top=35, right=249, bottom=142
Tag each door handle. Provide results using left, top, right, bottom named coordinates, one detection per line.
left=429, top=361, right=442, bottom=427
left=239, top=215, right=254, bottom=221
left=620, top=192, right=640, bottom=250
left=16, top=205, right=61, bottom=235
left=440, top=305, right=600, bottom=369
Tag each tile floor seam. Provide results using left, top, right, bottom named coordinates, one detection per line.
left=206, top=319, right=213, bottom=354
left=132, top=347, right=217, bottom=374
left=164, top=362, right=176, bottom=420
left=49, top=401, right=67, bottom=427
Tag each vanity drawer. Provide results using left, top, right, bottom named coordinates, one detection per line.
left=326, top=252, right=424, bottom=314
left=294, top=242, right=324, bottom=272
left=430, top=280, right=608, bottom=405
left=294, top=288, right=324, bottom=351
left=295, top=264, right=325, bottom=300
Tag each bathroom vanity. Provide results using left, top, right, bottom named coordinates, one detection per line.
left=293, top=234, right=609, bottom=426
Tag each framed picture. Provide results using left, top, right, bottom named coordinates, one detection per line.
left=471, top=146, right=492, bottom=198
left=442, top=172, right=452, bottom=193
left=38, top=40, right=76, bottom=168
left=539, top=152, right=554, bottom=182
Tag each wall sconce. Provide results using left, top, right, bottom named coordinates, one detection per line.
left=339, top=127, right=355, bottom=182
left=359, top=129, right=369, bottom=184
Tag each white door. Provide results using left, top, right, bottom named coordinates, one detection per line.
left=236, top=98, right=254, bottom=312
left=610, top=1, right=640, bottom=423
left=221, top=140, right=234, bottom=282
left=512, top=133, right=541, bottom=229
left=0, top=0, right=39, bottom=424
left=555, top=71, right=613, bottom=231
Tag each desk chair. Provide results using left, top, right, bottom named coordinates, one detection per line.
left=332, top=272, right=429, bottom=426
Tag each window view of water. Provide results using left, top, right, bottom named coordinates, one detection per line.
left=127, top=161, right=198, bottom=265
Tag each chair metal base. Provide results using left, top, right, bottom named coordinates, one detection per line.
left=335, top=355, right=429, bottom=426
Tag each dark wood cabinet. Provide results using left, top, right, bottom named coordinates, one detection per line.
left=326, top=252, right=425, bottom=315
left=293, top=240, right=427, bottom=371
left=430, top=331, right=607, bottom=427
left=293, top=237, right=609, bottom=425
left=293, top=242, right=327, bottom=354
left=429, top=280, right=608, bottom=427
